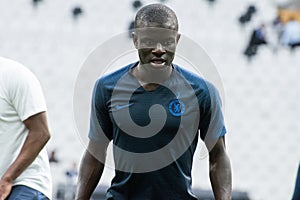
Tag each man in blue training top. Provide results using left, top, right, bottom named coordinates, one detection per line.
left=75, top=3, right=232, bottom=200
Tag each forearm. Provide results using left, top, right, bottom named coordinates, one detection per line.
left=1, top=129, right=50, bottom=182
left=209, top=151, right=232, bottom=200
left=75, top=150, right=105, bottom=200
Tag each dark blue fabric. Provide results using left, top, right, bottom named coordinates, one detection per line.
left=7, top=185, right=48, bottom=200
left=292, top=163, right=300, bottom=200
left=89, top=62, right=226, bottom=200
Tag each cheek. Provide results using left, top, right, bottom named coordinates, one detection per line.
left=166, top=52, right=175, bottom=59
left=138, top=49, right=152, bottom=58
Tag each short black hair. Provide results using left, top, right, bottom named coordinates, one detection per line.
left=134, top=3, right=178, bottom=30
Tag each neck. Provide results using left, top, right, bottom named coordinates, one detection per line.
left=133, top=63, right=173, bottom=85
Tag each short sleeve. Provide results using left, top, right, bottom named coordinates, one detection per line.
left=198, top=81, right=226, bottom=148
left=8, top=67, right=47, bottom=121
left=88, top=79, right=113, bottom=144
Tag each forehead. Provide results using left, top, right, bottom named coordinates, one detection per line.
left=135, top=27, right=178, bottom=38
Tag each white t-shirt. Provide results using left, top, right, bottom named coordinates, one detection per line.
left=0, top=57, right=52, bottom=199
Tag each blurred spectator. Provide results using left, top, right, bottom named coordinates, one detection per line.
left=244, top=23, right=268, bottom=60
left=72, top=6, right=83, bottom=20
left=238, top=5, right=257, bottom=26
left=269, top=15, right=284, bottom=52
left=32, top=0, right=43, bottom=7
left=49, top=150, right=59, bottom=163
left=272, top=16, right=284, bottom=41
left=206, top=0, right=216, bottom=5
left=62, top=162, right=78, bottom=200
left=279, top=17, right=300, bottom=50
left=65, top=162, right=78, bottom=185
left=132, top=0, right=142, bottom=10
left=273, top=15, right=283, bottom=30
left=55, top=162, right=79, bottom=200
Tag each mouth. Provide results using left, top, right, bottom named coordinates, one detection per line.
left=150, top=58, right=166, bottom=66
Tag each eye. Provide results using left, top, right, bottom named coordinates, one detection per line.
left=141, top=39, right=155, bottom=46
left=163, top=39, right=175, bottom=46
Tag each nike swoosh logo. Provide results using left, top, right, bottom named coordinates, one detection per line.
left=114, top=103, right=134, bottom=111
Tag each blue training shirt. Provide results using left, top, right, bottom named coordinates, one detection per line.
left=89, top=62, right=226, bottom=200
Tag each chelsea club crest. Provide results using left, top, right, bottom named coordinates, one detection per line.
left=168, top=99, right=185, bottom=117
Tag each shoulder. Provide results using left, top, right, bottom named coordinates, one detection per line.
left=0, top=57, right=37, bottom=79
left=96, top=63, right=136, bottom=87
left=92, top=63, right=137, bottom=99
left=173, top=64, right=222, bottom=106
left=173, top=64, right=217, bottom=94
left=0, top=57, right=39, bottom=87
left=94, top=62, right=137, bottom=93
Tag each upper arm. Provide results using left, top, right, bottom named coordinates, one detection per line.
left=209, top=136, right=226, bottom=163
left=86, top=139, right=109, bottom=164
left=8, top=66, right=47, bottom=121
left=10, top=68, right=49, bottom=138
left=23, top=112, right=50, bottom=139
left=89, top=79, right=113, bottom=143
left=199, top=82, right=226, bottom=151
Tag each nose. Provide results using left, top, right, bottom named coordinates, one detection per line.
left=152, top=43, right=166, bottom=57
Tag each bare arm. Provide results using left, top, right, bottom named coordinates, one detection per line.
left=75, top=140, right=108, bottom=200
left=0, top=112, right=50, bottom=200
left=209, top=136, right=232, bottom=200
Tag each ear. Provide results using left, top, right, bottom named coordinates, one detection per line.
left=176, top=33, right=181, bottom=44
left=132, top=32, right=138, bottom=49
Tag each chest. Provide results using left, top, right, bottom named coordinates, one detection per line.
left=108, top=86, right=189, bottom=131
left=107, top=84, right=199, bottom=148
